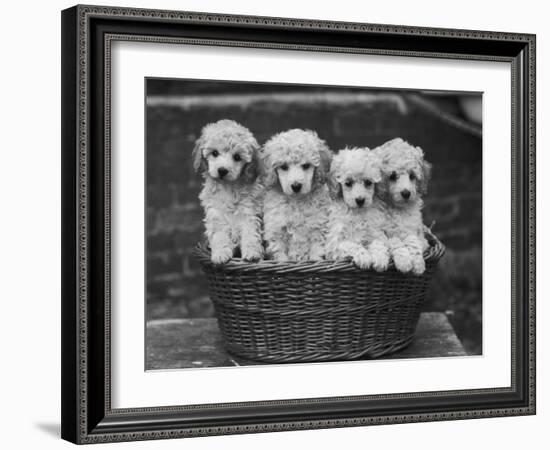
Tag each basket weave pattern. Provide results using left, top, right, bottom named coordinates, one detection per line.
left=194, top=236, right=445, bottom=363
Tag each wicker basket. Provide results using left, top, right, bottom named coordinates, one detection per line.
left=194, top=232, right=445, bottom=363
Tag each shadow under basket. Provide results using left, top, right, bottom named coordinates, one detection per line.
left=194, top=233, right=445, bottom=363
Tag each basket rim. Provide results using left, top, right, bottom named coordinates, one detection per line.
left=194, top=230, right=445, bottom=274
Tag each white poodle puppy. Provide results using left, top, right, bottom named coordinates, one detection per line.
left=325, top=147, right=390, bottom=271
left=193, top=119, right=263, bottom=264
left=374, top=138, right=432, bottom=275
left=260, top=129, right=332, bottom=261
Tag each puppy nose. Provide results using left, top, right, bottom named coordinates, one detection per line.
left=355, top=197, right=365, bottom=207
left=401, top=189, right=411, bottom=200
left=218, top=167, right=228, bottom=178
left=291, top=182, right=302, bottom=193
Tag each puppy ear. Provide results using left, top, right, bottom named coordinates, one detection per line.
left=411, top=145, right=431, bottom=195
left=366, top=150, right=382, bottom=184
left=259, top=135, right=283, bottom=188
left=192, top=137, right=206, bottom=173
left=258, top=147, right=276, bottom=188
left=319, top=144, right=333, bottom=184
left=419, top=159, right=432, bottom=195
left=374, top=173, right=390, bottom=203
left=327, top=172, right=342, bottom=200
left=312, top=140, right=332, bottom=189
left=327, top=152, right=342, bottom=200
left=241, top=149, right=259, bottom=184
left=263, top=170, right=277, bottom=188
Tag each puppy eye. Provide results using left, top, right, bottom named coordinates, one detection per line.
left=233, top=154, right=242, bottom=162
left=344, top=180, right=353, bottom=188
left=389, top=172, right=397, bottom=182
left=302, top=163, right=311, bottom=170
left=409, top=172, right=416, bottom=181
left=280, top=164, right=289, bottom=171
left=211, top=150, right=219, bottom=158
left=364, top=179, right=373, bottom=187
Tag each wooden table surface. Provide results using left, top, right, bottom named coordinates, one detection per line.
left=146, top=312, right=466, bottom=370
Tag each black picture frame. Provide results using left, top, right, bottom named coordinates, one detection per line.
left=61, top=4, right=536, bottom=444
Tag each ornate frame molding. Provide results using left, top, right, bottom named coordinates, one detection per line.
left=61, top=4, right=536, bottom=444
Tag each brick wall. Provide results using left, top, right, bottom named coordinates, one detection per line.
left=146, top=88, right=482, bottom=353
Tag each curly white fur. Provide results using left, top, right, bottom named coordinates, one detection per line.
left=374, top=138, right=432, bottom=275
left=193, top=119, right=263, bottom=264
left=260, top=129, right=332, bottom=261
left=325, top=148, right=390, bottom=270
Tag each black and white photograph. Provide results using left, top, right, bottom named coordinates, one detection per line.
left=55, top=2, right=536, bottom=446
left=145, top=78, right=483, bottom=370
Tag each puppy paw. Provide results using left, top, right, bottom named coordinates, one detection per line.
left=271, top=251, right=289, bottom=262
left=393, top=252, right=413, bottom=273
left=210, top=247, right=234, bottom=265
left=241, top=245, right=263, bottom=262
left=309, top=248, right=325, bottom=262
left=371, top=252, right=390, bottom=272
left=353, top=249, right=373, bottom=270
left=411, top=255, right=426, bottom=275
